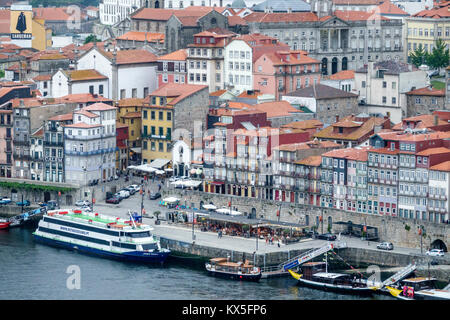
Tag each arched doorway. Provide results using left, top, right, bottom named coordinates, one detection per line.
left=44, top=192, right=51, bottom=202
left=154, top=0, right=160, bottom=8
left=251, top=208, right=256, bottom=219
left=342, top=57, right=348, bottom=71
left=430, top=239, right=447, bottom=252
left=321, top=58, right=328, bottom=75
left=332, top=57, right=338, bottom=74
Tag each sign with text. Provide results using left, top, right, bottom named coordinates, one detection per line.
left=10, top=5, right=32, bottom=40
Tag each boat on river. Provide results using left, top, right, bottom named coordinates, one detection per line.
left=288, top=262, right=376, bottom=295
left=205, top=257, right=262, bottom=282
left=0, top=219, right=11, bottom=230
left=33, top=208, right=170, bottom=263
left=386, top=277, right=450, bottom=300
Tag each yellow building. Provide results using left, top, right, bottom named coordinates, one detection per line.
left=405, top=4, right=450, bottom=60
left=32, top=19, right=52, bottom=51
left=141, top=98, right=173, bottom=163
left=116, top=98, right=144, bottom=161
left=141, top=84, right=209, bottom=164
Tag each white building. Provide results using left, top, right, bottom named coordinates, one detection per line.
left=76, top=46, right=158, bottom=100
left=30, top=127, right=44, bottom=182
left=429, top=161, right=450, bottom=223
left=100, top=0, right=146, bottom=25
left=187, top=31, right=235, bottom=92
left=224, top=39, right=253, bottom=94
left=355, top=60, right=428, bottom=121
left=64, top=103, right=117, bottom=186
left=51, top=69, right=109, bottom=98
left=391, top=0, right=433, bottom=15
left=33, top=75, right=52, bottom=97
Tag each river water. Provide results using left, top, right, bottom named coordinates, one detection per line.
left=0, top=226, right=393, bottom=300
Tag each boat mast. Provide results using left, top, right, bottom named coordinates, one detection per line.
left=128, top=210, right=137, bottom=229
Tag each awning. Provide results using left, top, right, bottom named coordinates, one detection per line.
left=162, top=197, right=179, bottom=203
left=130, top=147, right=142, bottom=154
left=210, top=181, right=224, bottom=185
left=155, top=170, right=165, bottom=175
left=135, top=164, right=157, bottom=173
left=127, top=165, right=137, bottom=169
left=149, top=158, right=171, bottom=169
left=216, top=208, right=242, bottom=216
left=202, top=204, right=217, bottom=210
left=164, top=168, right=173, bottom=172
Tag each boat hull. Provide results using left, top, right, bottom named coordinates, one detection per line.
left=0, top=222, right=11, bottom=230
left=293, top=274, right=374, bottom=295
left=206, top=269, right=262, bottom=282
left=33, top=233, right=170, bottom=264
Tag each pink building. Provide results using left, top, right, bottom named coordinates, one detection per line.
left=253, top=50, right=321, bottom=100
left=156, top=49, right=187, bottom=88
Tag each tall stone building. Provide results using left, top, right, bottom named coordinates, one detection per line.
left=244, top=0, right=404, bottom=75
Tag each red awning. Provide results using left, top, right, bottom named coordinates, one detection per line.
left=210, top=181, right=224, bottom=185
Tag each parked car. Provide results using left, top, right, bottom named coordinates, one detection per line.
left=16, top=200, right=30, bottom=207
left=129, top=184, right=141, bottom=192
left=426, top=249, right=444, bottom=257
left=114, top=192, right=124, bottom=200
left=40, top=200, right=58, bottom=210
left=316, top=233, right=337, bottom=241
left=0, top=197, right=11, bottom=205
left=377, top=242, right=394, bottom=251
left=75, top=200, right=90, bottom=207
left=82, top=206, right=92, bottom=212
left=118, top=189, right=130, bottom=199
left=106, top=196, right=121, bottom=204
left=125, top=186, right=136, bottom=195
left=427, top=69, right=439, bottom=77
left=169, top=176, right=179, bottom=182
left=150, top=192, right=161, bottom=200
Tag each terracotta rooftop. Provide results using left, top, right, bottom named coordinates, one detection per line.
left=375, top=130, right=450, bottom=142
left=416, top=147, right=450, bottom=156
left=122, top=112, right=142, bottom=118
left=405, top=86, right=445, bottom=96
left=55, top=93, right=112, bottom=104
left=322, top=146, right=373, bottom=161
left=295, top=155, right=322, bottom=166
left=244, top=12, right=319, bottom=23
left=374, top=0, right=409, bottom=16
left=83, top=102, right=117, bottom=112
left=33, top=7, right=87, bottom=21
left=251, top=101, right=303, bottom=118
left=48, top=113, right=73, bottom=122
left=392, top=114, right=448, bottom=131
left=430, top=160, right=450, bottom=172
left=33, top=74, right=52, bottom=81
left=145, top=83, right=208, bottom=106
left=413, top=3, right=450, bottom=18
left=101, top=48, right=157, bottom=65
left=65, top=122, right=102, bottom=129
left=281, top=119, right=324, bottom=130
left=117, top=31, right=164, bottom=43
left=314, top=115, right=388, bottom=141
left=334, top=10, right=390, bottom=21
left=74, top=109, right=99, bottom=118
left=117, top=98, right=145, bottom=107
left=328, top=70, right=355, bottom=81
left=210, top=89, right=228, bottom=97
left=156, top=49, right=187, bottom=61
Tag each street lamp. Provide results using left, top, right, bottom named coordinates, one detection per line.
left=419, top=225, right=425, bottom=255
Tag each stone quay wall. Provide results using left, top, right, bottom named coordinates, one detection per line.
left=163, top=189, right=450, bottom=252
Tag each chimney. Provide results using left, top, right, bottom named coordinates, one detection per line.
left=335, top=114, right=339, bottom=123
left=434, top=114, right=439, bottom=126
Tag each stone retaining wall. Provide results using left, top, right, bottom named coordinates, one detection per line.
left=163, top=189, right=450, bottom=251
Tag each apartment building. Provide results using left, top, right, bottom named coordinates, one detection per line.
left=187, top=30, right=236, bottom=92
left=224, top=39, right=253, bottom=93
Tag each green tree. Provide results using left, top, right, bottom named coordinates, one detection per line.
left=84, top=34, right=100, bottom=45
left=409, top=45, right=429, bottom=68
left=427, top=39, right=450, bottom=72
left=0, top=69, right=4, bottom=78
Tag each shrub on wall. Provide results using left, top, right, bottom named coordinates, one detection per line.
left=0, top=181, right=74, bottom=193
left=405, top=224, right=411, bottom=231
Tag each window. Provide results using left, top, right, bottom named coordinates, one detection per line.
left=362, top=81, right=366, bottom=88
left=99, top=85, right=104, bottom=95
left=382, top=96, right=387, bottom=104
left=159, top=111, right=163, bottom=120
left=89, top=85, right=94, bottom=94
left=132, top=88, right=137, bottom=98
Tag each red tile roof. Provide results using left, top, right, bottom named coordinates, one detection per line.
left=146, top=83, right=208, bottom=106
left=430, top=160, right=450, bottom=172
left=392, top=114, right=448, bottom=131
left=405, top=86, right=445, bottom=96
left=74, top=109, right=99, bottom=118
left=101, top=49, right=157, bottom=65
left=296, top=155, right=322, bottom=166
left=83, top=102, right=117, bottom=111
left=33, top=7, right=87, bottom=21
left=244, top=12, right=319, bottom=23
left=65, top=123, right=102, bottom=129
left=156, top=49, right=187, bottom=61
left=63, top=69, right=108, bottom=82
left=376, top=130, right=450, bottom=142
left=414, top=3, right=450, bottom=18
left=374, top=0, right=409, bottom=16
left=33, top=74, right=52, bottom=81
left=117, top=31, right=164, bottom=43
left=48, top=113, right=73, bottom=121
left=328, top=70, right=355, bottom=81
left=322, top=146, right=373, bottom=161
left=416, top=147, right=450, bottom=156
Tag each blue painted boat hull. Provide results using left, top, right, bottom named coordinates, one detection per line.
left=33, top=234, right=170, bottom=264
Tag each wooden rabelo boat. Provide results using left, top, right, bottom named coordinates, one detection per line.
left=288, top=261, right=376, bottom=295
left=386, top=277, right=450, bottom=300
left=205, top=258, right=262, bottom=282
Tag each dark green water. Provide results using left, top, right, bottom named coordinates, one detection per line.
left=0, top=226, right=393, bottom=300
